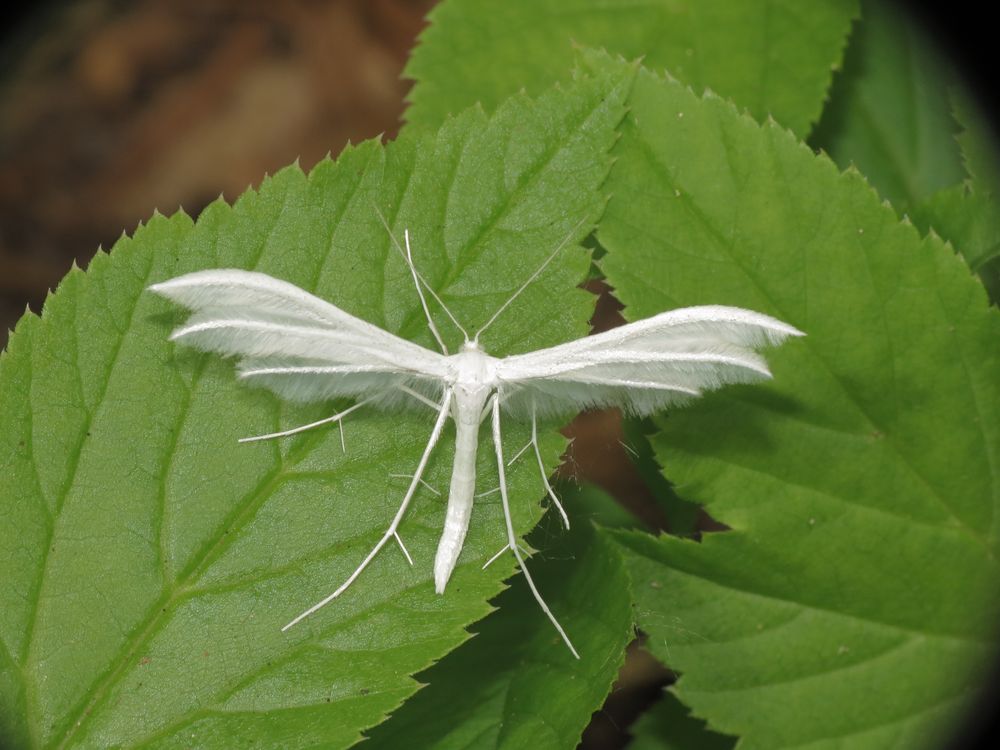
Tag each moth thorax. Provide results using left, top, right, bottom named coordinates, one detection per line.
left=450, top=347, right=498, bottom=388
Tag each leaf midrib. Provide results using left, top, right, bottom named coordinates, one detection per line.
left=53, top=186, right=370, bottom=746
left=38, top=79, right=623, bottom=747
left=23, top=249, right=159, bottom=748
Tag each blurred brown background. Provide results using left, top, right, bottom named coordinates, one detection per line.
left=0, top=0, right=435, bottom=346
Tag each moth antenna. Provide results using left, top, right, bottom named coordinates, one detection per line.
left=372, top=206, right=470, bottom=346
left=401, top=230, right=470, bottom=344
left=473, top=216, right=589, bottom=343
left=404, top=229, right=449, bottom=354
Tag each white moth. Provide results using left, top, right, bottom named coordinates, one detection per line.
left=149, top=225, right=803, bottom=658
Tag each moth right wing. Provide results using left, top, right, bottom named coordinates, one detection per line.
left=495, top=305, right=803, bottom=418
left=149, top=269, right=450, bottom=404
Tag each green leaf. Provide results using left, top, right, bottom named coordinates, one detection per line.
left=909, top=89, right=1000, bottom=303
left=595, top=58, right=1000, bottom=748
left=621, top=416, right=701, bottom=536
left=950, top=87, right=1000, bottom=198
left=627, top=689, right=735, bottom=750
left=363, top=485, right=634, bottom=750
left=910, top=186, right=1000, bottom=304
left=911, top=188, right=1000, bottom=273
left=811, top=0, right=965, bottom=210
left=0, top=72, right=632, bottom=748
left=406, top=0, right=858, bottom=138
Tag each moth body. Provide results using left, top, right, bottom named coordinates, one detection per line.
left=148, top=225, right=802, bottom=658
left=435, top=343, right=499, bottom=592
left=445, top=340, right=500, bottom=389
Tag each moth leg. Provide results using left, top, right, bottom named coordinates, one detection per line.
left=506, top=442, right=532, bottom=467
left=617, top=438, right=640, bottom=459
left=389, top=473, right=442, bottom=496
left=282, top=388, right=454, bottom=632
left=499, top=407, right=569, bottom=528
left=238, top=396, right=375, bottom=447
left=481, top=545, right=509, bottom=570
left=530, top=402, right=570, bottom=530
left=397, top=384, right=441, bottom=411
left=490, top=393, right=580, bottom=659
left=492, top=395, right=528, bottom=464
left=481, top=542, right=531, bottom=570
left=393, top=532, right=414, bottom=566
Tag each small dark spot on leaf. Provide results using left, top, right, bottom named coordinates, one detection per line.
left=360, top=688, right=370, bottom=695
left=139, top=656, right=151, bottom=666
left=202, top=650, right=210, bottom=657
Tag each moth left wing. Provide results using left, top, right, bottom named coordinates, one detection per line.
left=495, top=305, right=803, bottom=418
left=150, top=269, right=450, bottom=404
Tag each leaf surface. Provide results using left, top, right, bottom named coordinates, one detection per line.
left=811, top=0, right=965, bottom=209
left=910, top=89, right=1000, bottom=303
left=628, top=690, right=735, bottom=750
left=363, top=485, right=634, bottom=750
left=595, top=57, right=1000, bottom=749
left=406, top=0, right=857, bottom=138
left=0, top=72, right=631, bottom=749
